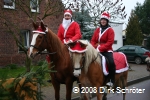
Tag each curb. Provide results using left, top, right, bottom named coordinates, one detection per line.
left=71, top=75, right=150, bottom=100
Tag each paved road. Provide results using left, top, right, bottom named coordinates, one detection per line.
left=92, top=79, right=150, bottom=100
left=42, top=63, right=150, bottom=100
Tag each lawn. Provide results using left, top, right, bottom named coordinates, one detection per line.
left=0, top=65, right=51, bottom=81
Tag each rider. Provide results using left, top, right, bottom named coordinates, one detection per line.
left=90, top=11, right=116, bottom=86
left=47, top=9, right=82, bottom=83
left=57, top=9, right=82, bottom=44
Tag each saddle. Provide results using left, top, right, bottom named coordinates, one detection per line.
left=99, top=52, right=129, bottom=76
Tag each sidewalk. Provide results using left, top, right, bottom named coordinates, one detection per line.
left=42, top=63, right=150, bottom=100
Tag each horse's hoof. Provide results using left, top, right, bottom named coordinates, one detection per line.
left=102, top=97, right=107, bottom=100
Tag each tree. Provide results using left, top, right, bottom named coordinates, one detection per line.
left=124, top=10, right=143, bottom=45
left=72, top=1, right=94, bottom=40
left=63, top=0, right=127, bottom=27
left=0, top=0, right=64, bottom=72
left=134, top=0, right=150, bottom=35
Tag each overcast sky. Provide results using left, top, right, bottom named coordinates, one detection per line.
left=122, top=0, right=144, bottom=29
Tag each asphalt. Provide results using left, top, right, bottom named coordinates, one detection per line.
left=41, top=63, right=150, bottom=100
left=91, top=80, right=150, bottom=100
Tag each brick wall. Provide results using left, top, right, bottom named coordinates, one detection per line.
left=0, top=0, right=64, bottom=67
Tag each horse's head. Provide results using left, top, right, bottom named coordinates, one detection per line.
left=28, top=20, right=48, bottom=58
left=145, top=57, right=150, bottom=72
left=68, top=40, right=88, bottom=77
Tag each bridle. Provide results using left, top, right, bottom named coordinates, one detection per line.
left=74, top=53, right=86, bottom=70
left=70, top=52, right=99, bottom=70
left=30, top=32, right=56, bottom=55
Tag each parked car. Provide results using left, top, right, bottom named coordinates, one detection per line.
left=115, top=45, right=150, bottom=64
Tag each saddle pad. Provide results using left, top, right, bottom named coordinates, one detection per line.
left=101, top=52, right=129, bottom=75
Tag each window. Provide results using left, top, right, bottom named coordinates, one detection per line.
left=4, top=0, right=15, bottom=9
left=114, top=40, right=117, bottom=44
left=30, top=0, right=39, bottom=12
left=118, top=46, right=128, bottom=52
left=19, top=30, right=30, bottom=52
left=127, top=47, right=136, bottom=52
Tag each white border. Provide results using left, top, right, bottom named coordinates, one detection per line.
left=4, top=0, right=15, bottom=9
left=30, top=0, right=39, bottom=13
left=68, top=47, right=87, bottom=53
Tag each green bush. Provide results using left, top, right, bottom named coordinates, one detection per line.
left=37, top=60, right=45, bottom=66
left=6, top=64, right=18, bottom=69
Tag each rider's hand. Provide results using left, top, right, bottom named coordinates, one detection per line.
left=66, top=39, right=73, bottom=44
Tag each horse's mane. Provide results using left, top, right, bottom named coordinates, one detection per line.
left=46, top=28, right=64, bottom=58
left=80, top=40, right=101, bottom=73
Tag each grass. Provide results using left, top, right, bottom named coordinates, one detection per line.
left=0, top=65, right=51, bottom=81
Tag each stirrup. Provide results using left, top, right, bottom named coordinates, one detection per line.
left=106, top=82, right=113, bottom=87
left=106, top=80, right=114, bottom=87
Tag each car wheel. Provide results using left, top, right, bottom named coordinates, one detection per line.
left=134, top=57, right=142, bottom=64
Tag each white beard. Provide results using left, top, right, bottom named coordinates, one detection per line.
left=62, top=18, right=72, bottom=29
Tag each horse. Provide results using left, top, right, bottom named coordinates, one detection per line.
left=145, top=57, right=150, bottom=72
left=68, top=40, right=129, bottom=100
left=28, top=19, right=77, bottom=100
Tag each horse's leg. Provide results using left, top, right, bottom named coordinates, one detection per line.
left=122, top=71, right=128, bottom=100
left=96, top=85, right=103, bottom=100
left=51, top=76, right=60, bottom=100
left=102, top=93, right=107, bottom=100
left=78, top=84, right=84, bottom=100
left=66, top=78, right=73, bottom=100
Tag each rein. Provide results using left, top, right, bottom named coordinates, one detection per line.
left=30, top=32, right=56, bottom=55
left=73, top=52, right=99, bottom=70
left=74, top=53, right=86, bottom=70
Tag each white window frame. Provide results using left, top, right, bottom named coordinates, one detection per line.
left=19, top=30, right=30, bottom=52
left=3, top=0, right=15, bottom=9
left=30, top=0, right=39, bottom=13
left=4, top=0, right=15, bottom=9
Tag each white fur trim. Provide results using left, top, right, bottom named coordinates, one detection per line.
left=63, top=39, right=67, bottom=44
left=96, top=45, right=100, bottom=52
left=116, top=67, right=128, bottom=73
left=68, top=47, right=87, bottom=53
left=98, top=27, right=111, bottom=42
left=32, top=30, right=45, bottom=34
left=64, top=12, right=72, bottom=17
left=101, top=15, right=109, bottom=20
left=102, top=56, right=109, bottom=75
left=108, top=50, right=113, bottom=52
left=69, top=39, right=73, bottom=42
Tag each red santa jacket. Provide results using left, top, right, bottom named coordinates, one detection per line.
left=57, top=21, right=82, bottom=44
left=91, top=27, right=115, bottom=52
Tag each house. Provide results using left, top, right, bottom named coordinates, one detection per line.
left=0, top=0, right=63, bottom=67
left=109, top=22, right=124, bottom=50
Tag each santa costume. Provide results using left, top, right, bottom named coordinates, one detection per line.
left=57, top=9, right=82, bottom=44
left=91, top=11, right=115, bottom=52
left=91, top=11, right=116, bottom=86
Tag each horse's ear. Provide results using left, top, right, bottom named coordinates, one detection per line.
left=37, top=16, right=46, bottom=31
left=80, top=42, right=87, bottom=48
left=68, top=42, right=76, bottom=48
left=78, top=40, right=88, bottom=48
left=41, top=21, right=46, bottom=31
left=31, top=18, right=38, bottom=29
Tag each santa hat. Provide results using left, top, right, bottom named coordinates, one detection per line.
left=68, top=41, right=87, bottom=53
left=64, top=9, right=72, bottom=17
left=100, top=11, right=110, bottom=21
left=32, top=26, right=45, bottom=34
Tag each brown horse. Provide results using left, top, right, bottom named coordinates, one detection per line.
left=68, top=40, right=128, bottom=100
left=28, top=20, right=76, bottom=100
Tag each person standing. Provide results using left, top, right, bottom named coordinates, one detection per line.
left=91, top=11, right=116, bottom=86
